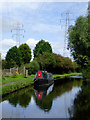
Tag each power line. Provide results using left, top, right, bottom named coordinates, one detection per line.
left=60, top=12, right=74, bottom=57
left=11, top=23, right=25, bottom=47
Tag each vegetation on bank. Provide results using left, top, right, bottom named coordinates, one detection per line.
left=53, top=73, right=82, bottom=79
left=1, top=74, right=35, bottom=85
left=0, top=77, right=34, bottom=96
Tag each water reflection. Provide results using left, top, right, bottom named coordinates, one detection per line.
left=34, top=84, right=54, bottom=100
left=69, top=84, right=90, bottom=119
left=2, top=86, right=34, bottom=108
left=34, top=84, right=54, bottom=112
left=1, top=78, right=83, bottom=118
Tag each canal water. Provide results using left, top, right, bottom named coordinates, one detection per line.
left=0, top=78, right=82, bottom=118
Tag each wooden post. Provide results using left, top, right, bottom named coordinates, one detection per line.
left=17, top=67, right=18, bottom=73
left=10, top=68, right=11, bottom=75
left=24, top=66, right=25, bottom=74
left=26, top=70, right=28, bottom=78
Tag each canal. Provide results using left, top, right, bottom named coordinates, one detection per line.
left=0, top=78, right=82, bottom=118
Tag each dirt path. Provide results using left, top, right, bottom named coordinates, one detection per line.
left=0, top=82, right=15, bottom=87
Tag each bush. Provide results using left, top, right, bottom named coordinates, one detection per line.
left=82, top=60, right=90, bottom=82
left=25, top=60, right=40, bottom=75
left=11, top=74, right=18, bottom=78
left=2, top=75, right=6, bottom=80
left=35, top=53, right=74, bottom=74
left=5, top=75, right=10, bottom=77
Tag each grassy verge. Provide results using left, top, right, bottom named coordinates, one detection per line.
left=1, top=74, right=35, bottom=85
left=0, top=78, right=34, bottom=96
left=53, top=72, right=82, bottom=80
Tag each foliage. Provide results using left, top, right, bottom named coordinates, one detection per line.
left=19, top=43, right=32, bottom=64
left=68, top=16, right=89, bottom=68
left=35, top=52, right=56, bottom=73
left=5, top=46, right=22, bottom=69
left=25, top=60, right=40, bottom=75
left=35, top=53, right=74, bottom=74
left=72, top=61, right=80, bottom=72
left=2, top=59, right=6, bottom=69
left=11, top=74, right=18, bottom=78
left=82, top=60, right=90, bottom=81
left=33, top=40, right=52, bottom=58
left=53, top=54, right=64, bottom=74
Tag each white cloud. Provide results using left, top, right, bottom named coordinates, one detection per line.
left=50, top=41, right=71, bottom=57
left=0, top=39, right=19, bottom=59
left=0, top=49, right=7, bottom=59
left=26, top=38, right=39, bottom=49
left=1, top=39, right=18, bottom=49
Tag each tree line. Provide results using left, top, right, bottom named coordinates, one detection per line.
left=2, top=40, right=79, bottom=74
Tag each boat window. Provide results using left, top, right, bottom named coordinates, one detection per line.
left=35, top=73, right=37, bottom=78
left=47, top=73, right=53, bottom=79
left=42, top=72, right=47, bottom=78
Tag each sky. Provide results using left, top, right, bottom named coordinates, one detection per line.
left=0, top=1, right=88, bottom=60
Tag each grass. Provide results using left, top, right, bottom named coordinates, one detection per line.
left=0, top=77, right=34, bottom=95
left=53, top=72, right=82, bottom=80
left=1, top=74, right=35, bottom=85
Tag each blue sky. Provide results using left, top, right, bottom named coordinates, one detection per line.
left=0, top=2, right=88, bottom=59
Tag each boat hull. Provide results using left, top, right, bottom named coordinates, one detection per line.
left=34, top=78, right=54, bottom=86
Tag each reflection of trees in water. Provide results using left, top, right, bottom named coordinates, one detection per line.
left=68, top=84, right=90, bottom=120
left=2, top=86, right=34, bottom=108
left=2, top=79, right=82, bottom=111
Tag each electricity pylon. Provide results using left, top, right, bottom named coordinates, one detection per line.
left=11, top=23, right=25, bottom=47
left=60, top=12, right=74, bottom=57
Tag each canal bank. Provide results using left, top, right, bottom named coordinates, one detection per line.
left=1, top=73, right=82, bottom=96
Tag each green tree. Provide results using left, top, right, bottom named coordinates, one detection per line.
left=19, top=43, right=32, bottom=64
left=68, top=16, right=89, bottom=68
left=33, top=40, right=52, bottom=58
left=5, top=46, right=22, bottom=68
left=35, top=52, right=56, bottom=73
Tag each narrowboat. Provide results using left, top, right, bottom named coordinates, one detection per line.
left=34, top=71, right=54, bottom=86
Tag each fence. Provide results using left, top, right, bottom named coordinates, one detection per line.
left=2, top=67, right=26, bottom=75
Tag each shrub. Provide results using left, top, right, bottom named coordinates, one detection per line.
left=2, top=75, right=6, bottom=80
left=82, top=59, right=90, bottom=82
left=25, top=60, right=40, bottom=75
left=5, top=75, right=10, bottom=77
left=11, top=74, right=18, bottom=78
